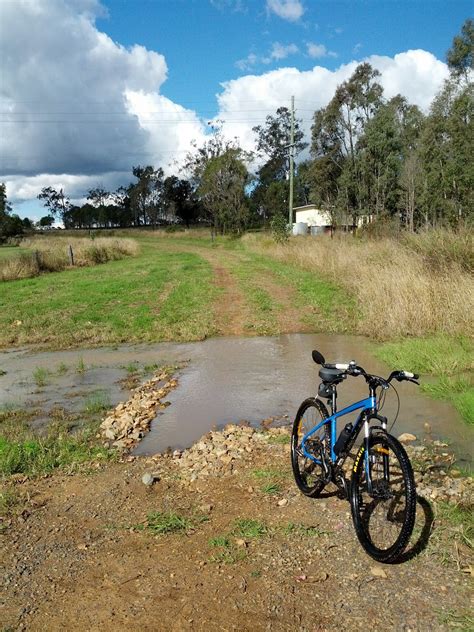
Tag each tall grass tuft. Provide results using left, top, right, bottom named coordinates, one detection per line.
left=242, top=230, right=474, bottom=341
left=0, top=237, right=139, bottom=281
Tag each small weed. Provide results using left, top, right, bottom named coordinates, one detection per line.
left=282, top=522, right=330, bottom=537
left=250, top=569, right=262, bottom=578
left=261, top=482, right=282, bottom=495
left=33, top=366, right=49, bottom=388
left=124, top=362, right=140, bottom=374
left=76, top=357, right=86, bottom=374
left=0, top=487, right=20, bottom=516
left=0, top=369, right=7, bottom=376
left=437, top=608, right=474, bottom=631
left=209, top=535, right=231, bottom=548
left=232, top=518, right=268, bottom=539
left=83, top=391, right=111, bottom=415
left=266, top=434, right=290, bottom=445
left=56, top=362, right=69, bottom=376
left=143, top=363, right=160, bottom=374
left=210, top=548, right=247, bottom=565
left=429, top=501, right=473, bottom=567
left=136, top=511, right=208, bottom=535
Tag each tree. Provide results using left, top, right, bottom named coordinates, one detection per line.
left=251, top=107, right=306, bottom=222
left=198, top=149, right=249, bottom=234
left=38, top=215, right=55, bottom=228
left=310, top=63, right=383, bottom=226
left=0, top=183, right=24, bottom=241
left=447, top=18, right=474, bottom=81
left=37, top=187, right=71, bottom=222
left=183, top=122, right=245, bottom=187
left=87, top=187, right=110, bottom=227
left=163, top=176, right=198, bottom=227
left=358, top=96, right=424, bottom=220
left=419, top=79, right=473, bottom=227
left=129, top=166, right=165, bottom=227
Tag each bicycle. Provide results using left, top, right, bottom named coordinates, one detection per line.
left=291, top=349, right=420, bottom=563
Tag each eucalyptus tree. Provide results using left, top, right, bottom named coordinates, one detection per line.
left=251, top=107, right=306, bottom=220
left=310, top=63, right=383, bottom=226
left=198, top=148, right=249, bottom=234
left=37, top=186, right=71, bottom=223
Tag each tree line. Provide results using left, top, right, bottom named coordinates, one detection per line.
left=1, top=19, right=472, bottom=241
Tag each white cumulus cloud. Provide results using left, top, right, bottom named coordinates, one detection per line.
left=266, top=0, right=305, bottom=22
left=0, top=0, right=207, bottom=203
left=216, top=50, right=449, bottom=160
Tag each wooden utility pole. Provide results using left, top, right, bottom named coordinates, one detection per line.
left=288, top=96, right=295, bottom=227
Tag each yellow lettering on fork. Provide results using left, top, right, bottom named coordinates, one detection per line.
left=353, top=445, right=365, bottom=473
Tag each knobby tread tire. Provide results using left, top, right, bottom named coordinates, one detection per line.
left=291, top=397, right=330, bottom=498
left=350, top=433, right=416, bottom=563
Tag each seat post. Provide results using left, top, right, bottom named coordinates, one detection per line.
left=331, top=387, right=337, bottom=415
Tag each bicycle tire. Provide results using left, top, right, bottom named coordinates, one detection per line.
left=291, top=397, right=330, bottom=498
left=350, top=432, right=416, bottom=563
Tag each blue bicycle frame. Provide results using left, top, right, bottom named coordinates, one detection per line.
left=301, top=396, right=379, bottom=464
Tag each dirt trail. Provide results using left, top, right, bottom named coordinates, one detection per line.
left=2, top=430, right=471, bottom=632
left=167, top=242, right=310, bottom=337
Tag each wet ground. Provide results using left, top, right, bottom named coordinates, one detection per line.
left=1, top=333, right=472, bottom=466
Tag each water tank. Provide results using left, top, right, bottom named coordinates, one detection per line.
left=292, top=222, right=308, bottom=236
left=310, top=225, right=324, bottom=236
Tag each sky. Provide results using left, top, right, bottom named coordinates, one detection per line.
left=0, top=0, right=471, bottom=220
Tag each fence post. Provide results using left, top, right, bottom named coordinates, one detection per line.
left=68, top=244, right=74, bottom=266
left=34, top=250, right=41, bottom=272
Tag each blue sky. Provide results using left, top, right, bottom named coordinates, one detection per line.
left=1, top=0, right=471, bottom=219
left=97, top=0, right=471, bottom=117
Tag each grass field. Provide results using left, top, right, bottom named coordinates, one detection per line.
left=0, top=233, right=350, bottom=348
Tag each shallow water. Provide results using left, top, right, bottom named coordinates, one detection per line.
left=1, top=334, right=472, bottom=466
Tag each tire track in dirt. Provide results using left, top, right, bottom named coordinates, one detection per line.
left=193, top=247, right=311, bottom=336
left=156, top=241, right=311, bottom=336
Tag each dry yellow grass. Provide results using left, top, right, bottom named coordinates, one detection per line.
left=243, top=231, right=474, bottom=340
left=0, top=237, right=139, bottom=281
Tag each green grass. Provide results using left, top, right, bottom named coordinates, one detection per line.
left=209, top=535, right=231, bottom=548
left=260, top=482, right=282, bottom=495
left=0, top=427, right=112, bottom=477
left=376, top=335, right=474, bottom=424
left=76, top=357, right=86, bottom=374
left=376, top=335, right=473, bottom=376
left=422, top=376, right=474, bottom=426
left=282, top=522, right=330, bottom=537
left=266, top=434, right=291, bottom=445
left=136, top=511, right=208, bottom=535
left=83, top=391, right=111, bottom=414
left=32, top=366, right=50, bottom=387
left=232, top=518, right=268, bottom=539
left=0, top=237, right=217, bottom=349
left=0, top=408, right=112, bottom=477
left=429, top=501, right=473, bottom=568
left=56, top=362, right=69, bottom=375
left=437, top=608, right=474, bottom=631
left=0, top=246, right=30, bottom=260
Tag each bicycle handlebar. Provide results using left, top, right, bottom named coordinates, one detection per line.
left=312, top=350, right=419, bottom=386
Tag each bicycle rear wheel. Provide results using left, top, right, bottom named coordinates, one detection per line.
left=291, top=398, right=330, bottom=498
left=350, top=433, right=416, bottom=563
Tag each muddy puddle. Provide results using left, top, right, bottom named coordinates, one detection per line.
left=1, top=334, right=472, bottom=466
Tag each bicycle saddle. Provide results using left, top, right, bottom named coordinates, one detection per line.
left=319, top=367, right=346, bottom=383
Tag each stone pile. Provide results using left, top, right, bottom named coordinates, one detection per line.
left=405, top=441, right=473, bottom=505
left=172, top=425, right=289, bottom=482
left=100, top=370, right=178, bottom=449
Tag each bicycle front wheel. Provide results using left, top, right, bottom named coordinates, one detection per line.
left=350, top=433, right=416, bottom=563
left=291, top=397, right=330, bottom=498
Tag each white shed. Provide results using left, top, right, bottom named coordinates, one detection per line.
left=294, top=204, right=331, bottom=228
